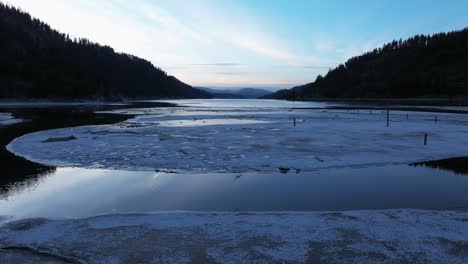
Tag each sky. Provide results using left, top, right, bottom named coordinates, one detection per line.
left=5, top=0, right=468, bottom=90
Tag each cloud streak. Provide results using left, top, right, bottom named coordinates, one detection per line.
left=188, top=63, right=244, bottom=66
left=226, top=33, right=295, bottom=61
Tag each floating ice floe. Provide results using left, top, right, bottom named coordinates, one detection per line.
left=0, top=210, right=467, bottom=263
left=0, top=112, right=23, bottom=126
left=7, top=107, right=468, bottom=172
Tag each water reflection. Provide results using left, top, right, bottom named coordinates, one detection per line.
left=0, top=167, right=56, bottom=195
left=2, top=164, right=468, bottom=219
left=152, top=99, right=336, bottom=108
left=410, top=157, right=468, bottom=175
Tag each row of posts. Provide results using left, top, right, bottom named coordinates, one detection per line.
left=292, top=107, right=432, bottom=145
left=385, top=106, right=433, bottom=145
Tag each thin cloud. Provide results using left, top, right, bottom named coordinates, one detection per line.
left=270, top=64, right=333, bottom=70
left=210, top=71, right=251, bottom=76
left=188, top=63, right=244, bottom=67
left=302, top=65, right=332, bottom=69
left=228, top=33, right=295, bottom=61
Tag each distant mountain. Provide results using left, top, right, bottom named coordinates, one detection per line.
left=0, top=3, right=210, bottom=100
left=265, top=28, right=468, bottom=100
left=236, top=88, right=272, bottom=98
left=197, top=87, right=272, bottom=99
left=195, top=87, right=242, bottom=98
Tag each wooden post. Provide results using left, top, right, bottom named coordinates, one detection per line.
left=424, top=134, right=428, bottom=145
left=406, top=114, right=408, bottom=120
left=293, top=117, right=296, bottom=127
left=386, top=105, right=390, bottom=127
left=435, top=115, right=438, bottom=123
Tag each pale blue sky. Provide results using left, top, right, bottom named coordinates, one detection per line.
left=6, top=0, right=468, bottom=90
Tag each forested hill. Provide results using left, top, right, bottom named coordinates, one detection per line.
left=265, top=28, right=468, bottom=100
left=0, top=4, right=210, bottom=99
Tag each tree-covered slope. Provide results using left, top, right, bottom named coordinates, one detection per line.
left=0, top=3, right=210, bottom=99
left=197, top=87, right=272, bottom=99
left=266, top=28, right=468, bottom=100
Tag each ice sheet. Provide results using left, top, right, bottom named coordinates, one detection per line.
left=0, top=112, right=23, bottom=126
left=7, top=108, right=468, bottom=172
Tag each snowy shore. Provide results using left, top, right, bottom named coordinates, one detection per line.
left=7, top=107, right=468, bottom=173
left=1, top=210, right=467, bottom=263
left=0, top=112, right=23, bottom=126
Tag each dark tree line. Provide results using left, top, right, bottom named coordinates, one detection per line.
left=267, top=28, right=468, bottom=100
left=0, top=4, right=210, bottom=99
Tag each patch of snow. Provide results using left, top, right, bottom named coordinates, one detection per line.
left=7, top=107, right=468, bottom=172
left=1, top=210, right=467, bottom=263
left=0, top=112, right=23, bottom=126
left=153, top=118, right=271, bottom=127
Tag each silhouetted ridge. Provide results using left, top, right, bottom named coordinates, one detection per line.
left=265, top=28, right=468, bottom=100
left=0, top=3, right=210, bottom=99
left=196, top=87, right=272, bottom=99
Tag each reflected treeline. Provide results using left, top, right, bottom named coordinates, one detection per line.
left=0, top=167, right=56, bottom=198
left=410, top=157, right=468, bottom=175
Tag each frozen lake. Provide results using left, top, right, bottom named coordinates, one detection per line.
left=1, top=100, right=468, bottom=219
left=148, top=98, right=336, bottom=108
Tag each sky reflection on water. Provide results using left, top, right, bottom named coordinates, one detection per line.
left=1, top=163, right=468, bottom=219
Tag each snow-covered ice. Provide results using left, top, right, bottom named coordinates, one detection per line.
left=7, top=107, right=468, bottom=172
left=1, top=210, right=467, bottom=263
left=0, top=112, right=23, bottom=126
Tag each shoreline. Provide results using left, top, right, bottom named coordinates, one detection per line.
left=2, top=207, right=468, bottom=223
left=1, top=209, right=467, bottom=263
left=295, top=105, right=468, bottom=114
left=289, top=97, right=468, bottom=106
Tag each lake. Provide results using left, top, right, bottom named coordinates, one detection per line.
left=1, top=99, right=468, bottom=219
left=148, top=98, right=337, bottom=108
